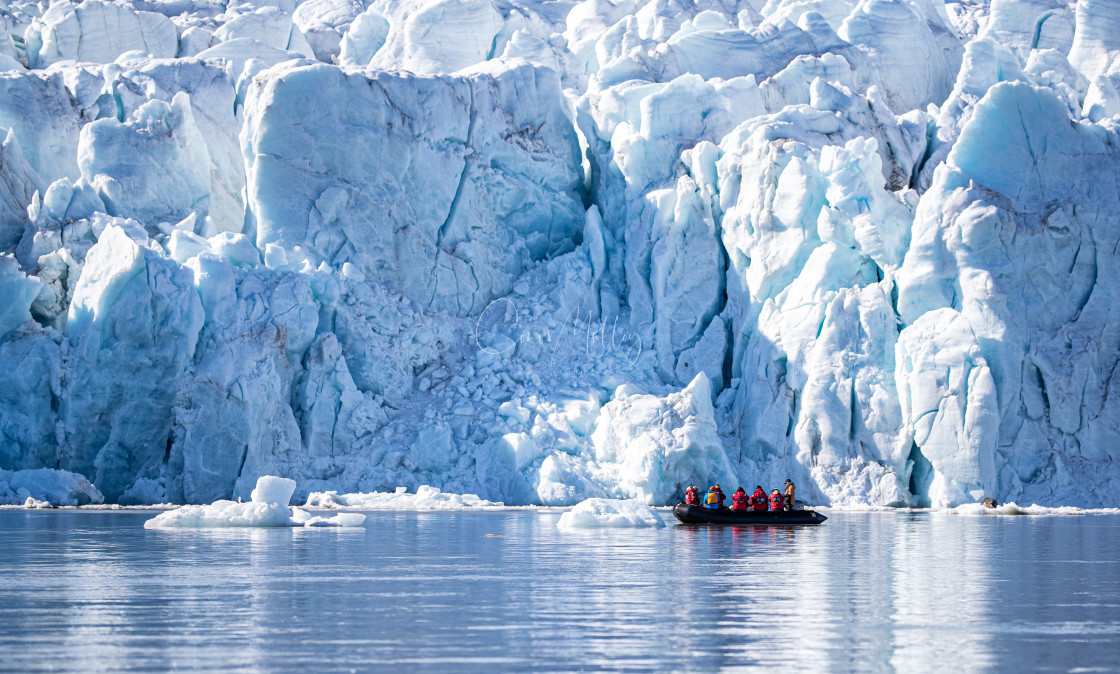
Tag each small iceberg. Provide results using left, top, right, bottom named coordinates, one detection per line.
left=942, top=502, right=1120, bottom=517
left=557, top=498, right=665, bottom=528
left=303, top=485, right=502, bottom=510
left=144, top=476, right=365, bottom=529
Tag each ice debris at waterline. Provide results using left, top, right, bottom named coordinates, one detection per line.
left=0, top=468, right=104, bottom=507
left=941, top=503, right=1120, bottom=517
left=144, top=476, right=364, bottom=528
left=304, top=485, right=502, bottom=510
left=556, top=498, right=665, bottom=528
left=2, top=0, right=1120, bottom=510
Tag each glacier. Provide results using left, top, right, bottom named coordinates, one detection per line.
left=1, top=0, right=1119, bottom=509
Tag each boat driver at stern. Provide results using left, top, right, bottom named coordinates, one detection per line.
left=783, top=479, right=796, bottom=510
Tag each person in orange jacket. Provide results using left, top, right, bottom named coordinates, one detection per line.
left=783, top=479, right=796, bottom=509
left=751, top=486, right=767, bottom=511
left=730, top=487, right=749, bottom=511
left=769, top=489, right=784, bottom=511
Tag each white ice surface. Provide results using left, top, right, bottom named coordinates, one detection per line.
left=943, top=503, right=1120, bottom=516
left=1, top=0, right=1119, bottom=510
left=0, top=467, right=104, bottom=506
left=144, top=475, right=364, bottom=527
left=250, top=475, right=296, bottom=505
left=556, top=498, right=665, bottom=528
left=303, top=485, right=502, bottom=509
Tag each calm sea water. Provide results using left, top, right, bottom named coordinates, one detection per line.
left=1, top=509, right=1118, bottom=672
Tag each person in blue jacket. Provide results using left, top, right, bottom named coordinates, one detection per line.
left=704, top=484, right=725, bottom=509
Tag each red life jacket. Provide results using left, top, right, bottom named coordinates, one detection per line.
left=752, top=490, right=767, bottom=510
left=769, top=492, right=784, bottom=511
left=685, top=488, right=698, bottom=505
left=731, top=492, right=748, bottom=510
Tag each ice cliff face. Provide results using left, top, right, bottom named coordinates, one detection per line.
left=1, top=0, right=1119, bottom=508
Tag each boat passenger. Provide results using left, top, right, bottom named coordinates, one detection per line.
left=769, top=489, right=784, bottom=511
left=705, top=484, right=725, bottom=510
left=684, top=485, right=700, bottom=505
left=752, top=486, right=767, bottom=511
left=731, top=487, right=749, bottom=511
left=784, top=479, right=796, bottom=509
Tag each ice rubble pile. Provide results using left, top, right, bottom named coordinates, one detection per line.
left=556, top=497, right=665, bottom=528
left=304, top=485, right=502, bottom=509
left=144, top=475, right=365, bottom=527
left=2, top=0, right=1120, bottom=509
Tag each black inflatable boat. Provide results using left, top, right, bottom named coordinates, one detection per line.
left=672, top=503, right=827, bottom=525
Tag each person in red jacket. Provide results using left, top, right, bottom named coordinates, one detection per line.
left=751, top=486, right=767, bottom=511
left=730, top=487, right=749, bottom=511
left=769, top=489, right=784, bottom=511
left=684, top=485, right=699, bottom=505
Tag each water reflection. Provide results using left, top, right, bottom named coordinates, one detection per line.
left=1, top=510, right=1119, bottom=671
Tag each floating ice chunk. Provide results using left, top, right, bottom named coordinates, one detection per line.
left=303, top=485, right=503, bottom=509
left=290, top=508, right=366, bottom=527
left=144, top=500, right=297, bottom=528
left=250, top=475, right=297, bottom=505
left=0, top=468, right=104, bottom=506
left=942, top=502, right=1114, bottom=517
left=146, top=477, right=364, bottom=527
left=556, top=498, right=665, bottom=528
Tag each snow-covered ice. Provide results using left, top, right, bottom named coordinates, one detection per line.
left=304, top=485, right=502, bottom=509
left=250, top=475, right=296, bottom=505
left=943, top=502, right=1120, bottom=517
left=556, top=498, right=665, bottom=528
left=144, top=475, right=364, bottom=527
left=1, top=0, right=1119, bottom=509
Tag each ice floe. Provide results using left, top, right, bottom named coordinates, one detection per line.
left=556, top=498, right=665, bottom=528
left=144, top=475, right=364, bottom=528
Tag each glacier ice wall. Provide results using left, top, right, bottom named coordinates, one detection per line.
left=1, top=0, right=1119, bottom=507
